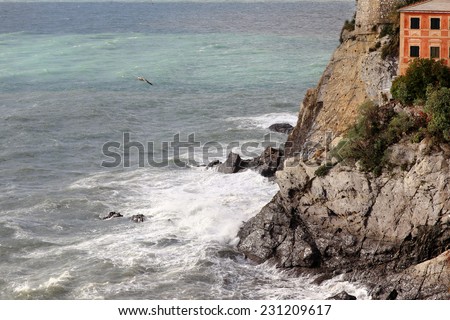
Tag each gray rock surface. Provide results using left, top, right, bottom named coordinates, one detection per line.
left=238, top=141, right=450, bottom=299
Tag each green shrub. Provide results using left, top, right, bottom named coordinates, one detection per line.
left=411, top=128, right=427, bottom=143
left=335, top=101, right=391, bottom=173
left=339, top=16, right=355, bottom=43
left=391, top=59, right=450, bottom=105
left=342, top=18, right=355, bottom=32
left=381, top=28, right=400, bottom=60
left=384, top=112, right=417, bottom=144
left=380, top=24, right=394, bottom=38
left=315, top=165, right=332, bottom=177
left=334, top=101, right=426, bottom=174
left=425, top=87, right=450, bottom=141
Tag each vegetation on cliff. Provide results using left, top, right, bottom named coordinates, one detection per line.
left=337, top=0, right=450, bottom=173
left=333, top=101, right=423, bottom=174
left=332, top=58, right=450, bottom=174
left=392, top=58, right=450, bottom=105
left=392, top=58, right=450, bottom=142
left=238, top=1, right=450, bottom=300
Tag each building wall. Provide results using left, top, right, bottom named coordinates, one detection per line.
left=355, top=0, right=404, bottom=33
left=399, top=11, right=450, bottom=75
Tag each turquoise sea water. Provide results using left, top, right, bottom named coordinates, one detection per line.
left=0, top=1, right=369, bottom=299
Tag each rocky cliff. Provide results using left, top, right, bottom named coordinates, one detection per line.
left=238, top=0, right=450, bottom=299
left=285, top=30, right=397, bottom=158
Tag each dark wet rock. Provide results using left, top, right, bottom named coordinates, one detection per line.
left=206, top=160, right=222, bottom=169
left=269, top=123, right=294, bottom=134
left=131, top=214, right=145, bottom=223
left=250, top=147, right=284, bottom=178
left=102, top=211, right=123, bottom=220
left=386, top=289, right=398, bottom=300
left=217, top=147, right=284, bottom=178
left=217, top=152, right=244, bottom=174
left=326, top=291, right=357, bottom=300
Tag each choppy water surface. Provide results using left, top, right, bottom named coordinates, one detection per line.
left=0, top=1, right=369, bottom=299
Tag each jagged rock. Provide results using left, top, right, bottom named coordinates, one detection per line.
left=217, top=152, right=245, bottom=174
left=131, top=214, right=145, bottom=223
left=326, top=291, right=357, bottom=300
left=285, top=32, right=398, bottom=158
left=269, top=123, right=294, bottom=134
left=250, top=147, right=284, bottom=178
left=369, top=250, right=450, bottom=300
left=102, top=211, right=123, bottom=220
left=217, top=147, right=284, bottom=178
left=238, top=142, right=450, bottom=299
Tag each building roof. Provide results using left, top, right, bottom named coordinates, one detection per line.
left=399, top=0, right=450, bottom=13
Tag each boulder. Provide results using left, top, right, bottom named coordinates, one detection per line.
left=269, top=123, right=294, bottom=134
left=102, top=211, right=123, bottom=220
left=252, top=147, right=284, bottom=178
left=217, top=148, right=284, bottom=178
left=217, top=152, right=245, bottom=174
left=326, top=291, right=357, bottom=300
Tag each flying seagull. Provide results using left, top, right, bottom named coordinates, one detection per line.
left=137, top=76, right=153, bottom=86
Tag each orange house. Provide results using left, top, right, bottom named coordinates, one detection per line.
left=399, top=0, right=450, bottom=75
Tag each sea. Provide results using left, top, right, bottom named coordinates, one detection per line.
left=0, top=0, right=369, bottom=299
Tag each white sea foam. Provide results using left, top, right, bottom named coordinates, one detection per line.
left=12, top=271, right=72, bottom=299
left=0, top=0, right=359, bottom=299
left=227, top=112, right=298, bottom=130
left=60, top=167, right=371, bottom=299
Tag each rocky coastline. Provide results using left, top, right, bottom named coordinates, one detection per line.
left=234, top=0, right=450, bottom=299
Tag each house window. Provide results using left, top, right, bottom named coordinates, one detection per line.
left=410, top=17, right=420, bottom=29
left=431, top=18, right=441, bottom=30
left=430, top=46, right=440, bottom=58
left=410, top=46, right=420, bottom=57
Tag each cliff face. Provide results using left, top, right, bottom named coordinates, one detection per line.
left=239, top=142, right=450, bottom=299
left=238, top=0, right=450, bottom=299
left=286, top=33, right=397, bottom=157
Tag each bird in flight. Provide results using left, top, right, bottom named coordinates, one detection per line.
left=137, top=76, right=153, bottom=86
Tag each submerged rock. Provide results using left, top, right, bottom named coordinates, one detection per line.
left=131, top=214, right=145, bottom=223
left=269, top=123, right=294, bottom=134
left=326, top=291, right=357, bottom=300
left=101, top=211, right=123, bottom=220
left=206, top=159, right=222, bottom=169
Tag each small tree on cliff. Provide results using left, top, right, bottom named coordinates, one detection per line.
left=391, top=58, right=450, bottom=105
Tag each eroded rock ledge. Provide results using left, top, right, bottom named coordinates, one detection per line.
left=238, top=142, right=450, bottom=299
